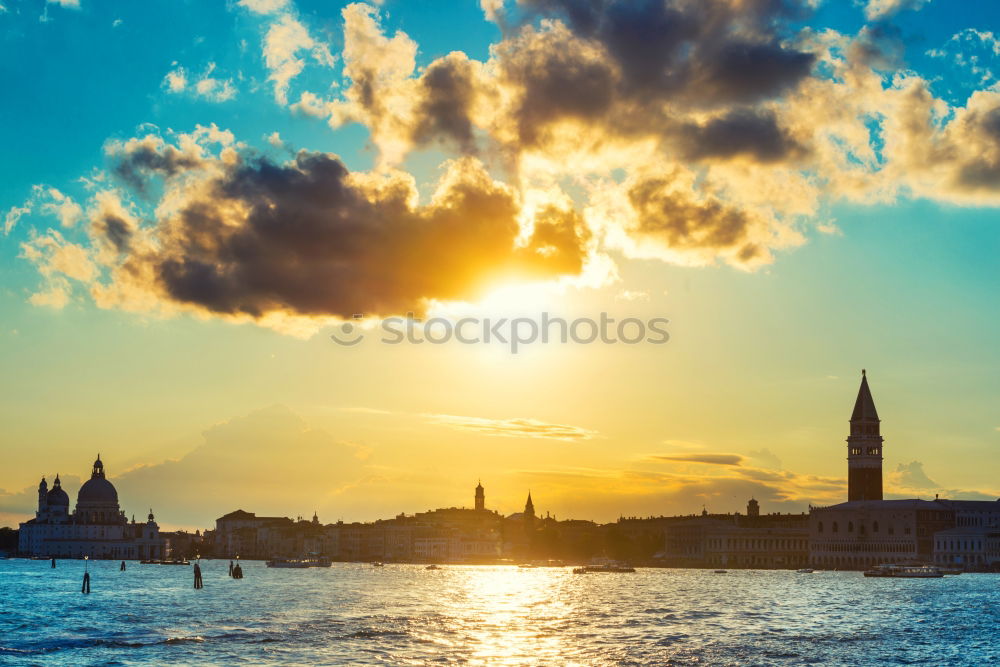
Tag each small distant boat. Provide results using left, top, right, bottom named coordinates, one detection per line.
left=267, top=556, right=331, bottom=568
left=573, top=563, right=635, bottom=574
left=425, top=564, right=442, bottom=570
left=372, top=561, right=385, bottom=567
left=864, top=564, right=943, bottom=578
left=796, top=568, right=815, bottom=573
left=267, top=558, right=310, bottom=568
left=517, top=563, right=536, bottom=569
left=713, top=569, right=727, bottom=574
left=140, top=559, right=190, bottom=565
left=939, top=567, right=963, bottom=575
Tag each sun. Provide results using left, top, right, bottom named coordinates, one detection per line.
left=429, top=281, right=564, bottom=320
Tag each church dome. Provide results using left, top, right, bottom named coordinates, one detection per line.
left=77, top=455, right=119, bottom=506
left=78, top=477, right=118, bottom=504
left=47, top=476, right=69, bottom=506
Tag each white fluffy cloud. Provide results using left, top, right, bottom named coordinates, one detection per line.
left=863, top=0, right=933, bottom=21
left=237, top=0, right=288, bottom=15
left=260, top=12, right=335, bottom=105
left=3, top=185, right=82, bottom=235
left=162, top=63, right=237, bottom=103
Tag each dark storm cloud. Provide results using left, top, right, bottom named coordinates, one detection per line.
left=410, top=53, right=480, bottom=153
left=520, top=0, right=816, bottom=105
left=676, top=109, right=805, bottom=163
left=494, top=25, right=618, bottom=147
left=106, top=147, right=588, bottom=319
left=849, top=22, right=906, bottom=70
left=954, top=104, right=1000, bottom=190
left=628, top=174, right=765, bottom=261
left=112, top=141, right=203, bottom=196
left=94, top=214, right=134, bottom=253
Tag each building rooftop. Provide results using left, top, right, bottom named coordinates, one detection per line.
left=815, top=499, right=950, bottom=511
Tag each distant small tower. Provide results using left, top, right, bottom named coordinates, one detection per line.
left=312, top=511, right=319, bottom=525
left=747, top=498, right=760, bottom=518
left=37, top=477, right=48, bottom=516
left=524, top=492, right=535, bottom=520
left=474, top=481, right=485, bottom=511
left=847, top=369, right=884, bottom=501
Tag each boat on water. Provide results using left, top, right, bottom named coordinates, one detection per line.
left=796, top=568, right=815, bottom=573
left=425, top=564, right=442, bottom=570
left=140, top=559, right=190, bottom=565
left=372, top=561, right=385, bottom=567
left=573, top=563, right=636, bottom=574
left=713, top=569, right=727, bottom=574
left=267, top=558, right=311, bottom=568
left=266, top=555, right=332, bottom=568
left=938, top=567, right=963, bottom=575
left=863, top=564, right=943, bottom=578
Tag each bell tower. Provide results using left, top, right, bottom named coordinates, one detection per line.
left=37, top=477, right=48, bottom=517
left=847, top=369, right=883, bottom=501
left=474, top=481, right=485, bottom=511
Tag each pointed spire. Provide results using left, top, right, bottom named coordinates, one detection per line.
left=851, top=369, right=879, bottom=421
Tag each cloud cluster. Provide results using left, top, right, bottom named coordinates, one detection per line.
left=162, top=62, right=237, bottom=103
left=235, top=0, right=336, bottom=105
left=16, top=0, right=1000, bottom=332
left=20, top=127, right=590, bottom=329
left=863, top=0, right=932, bottom=21
left=5, top=185, right=82, bottom=235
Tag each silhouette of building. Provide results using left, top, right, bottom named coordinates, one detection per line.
left=809, top=371, right=1000, bottom=570
left=848, top=370, right=883, bottom=501
left=475, top=481, right=485, bottom=511
left=660, top=500, right=809, bottom=569
left=17, top=456, right=164, bottom=559
left=209, top=483, right=508, bottom=562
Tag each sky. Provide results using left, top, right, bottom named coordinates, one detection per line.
left=1, top=0, right=998, bottom=531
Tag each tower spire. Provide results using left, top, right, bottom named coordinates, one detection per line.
left=851, top=370, right=879, bottom=422
left=847, top=369, right=884, bottom=501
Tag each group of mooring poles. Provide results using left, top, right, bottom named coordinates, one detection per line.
left=62, top=554, right=243, bottom=592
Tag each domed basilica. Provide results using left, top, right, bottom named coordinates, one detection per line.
left=18, top=456, right=164, bottom=559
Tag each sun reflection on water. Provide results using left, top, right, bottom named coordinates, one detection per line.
left=443, top=565, right=578, bottom=664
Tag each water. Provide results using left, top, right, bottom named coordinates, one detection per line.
left=0, top=560, right=997, bottom=665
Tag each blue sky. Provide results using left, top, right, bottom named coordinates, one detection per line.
left=1, top=0, right=999, bottom=528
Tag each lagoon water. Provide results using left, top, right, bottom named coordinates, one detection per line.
left=0, top=560, right=997, bottom=665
